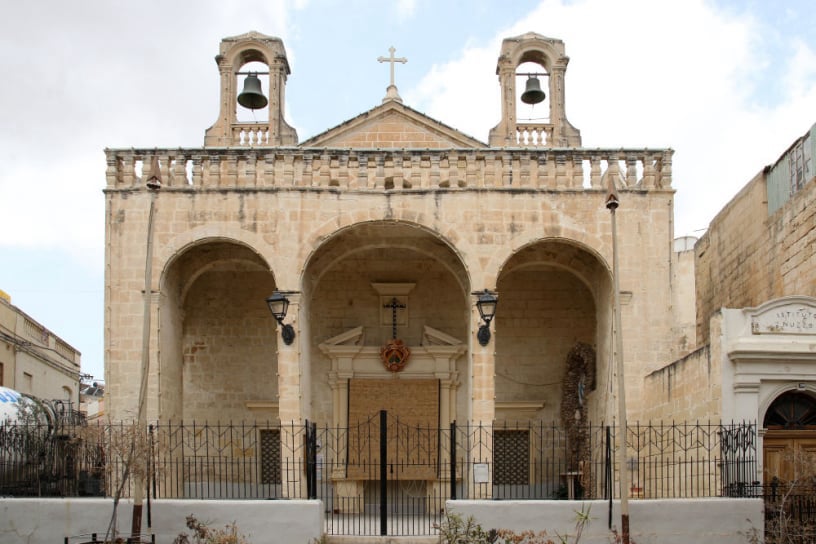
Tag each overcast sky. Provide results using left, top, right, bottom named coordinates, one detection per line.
left=1, top=0, right=814, bottom=384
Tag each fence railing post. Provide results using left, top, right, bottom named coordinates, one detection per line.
left=379, top=410, right=388, bottom=536
left=305, top=420, right=317, bottom=500
left=606, top=424, right=612, bottom=529
left=450, top=420, right=457, bottom=501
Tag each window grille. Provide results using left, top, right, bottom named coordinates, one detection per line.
left=259, top=429, right=281, bottom=484
left=494, top=429, right=530, bottom=485
left=789, top=133, right=813, bottom=195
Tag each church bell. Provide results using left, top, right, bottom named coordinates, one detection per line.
left=520, top=76, right=546, bottom=105
left=237, top=73, right=268, bottom=110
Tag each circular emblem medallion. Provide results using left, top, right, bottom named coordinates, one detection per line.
left=380, top=338, right=411, bottom=372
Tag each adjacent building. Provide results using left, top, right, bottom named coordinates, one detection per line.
left=643, top=123, right=816, bottom=484
left=0, top=289, right=81, bottom=404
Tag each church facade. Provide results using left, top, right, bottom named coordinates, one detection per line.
left=102, top=33, right=816, bottom=514
left=103, top=31, right=679, bottom=431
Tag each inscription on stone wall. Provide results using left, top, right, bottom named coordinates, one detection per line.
left=751, top=304, right=816, bottom=335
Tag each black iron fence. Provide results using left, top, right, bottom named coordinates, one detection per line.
left=0, top=418, right=758, bottom=500
left=1, top=418, right=757, bottom=534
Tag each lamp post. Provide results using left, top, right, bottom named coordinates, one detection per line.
left=606, top=179, right=630, bottom=544
left=131, top=159, right=161, bottom=539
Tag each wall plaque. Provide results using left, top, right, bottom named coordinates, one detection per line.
left=750, top=297, right=816, bottom=335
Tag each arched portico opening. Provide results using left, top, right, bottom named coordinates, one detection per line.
left=302, top=220, right=470, bottom=426
left=492, top=239, right=612, bottom=499
left=495, top=239, right=612, bottom=424
left=159, top=239, right=277, bottom=422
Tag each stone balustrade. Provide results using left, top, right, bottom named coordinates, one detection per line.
left=514, top=123, right=554, bottom=147
left=232, top=123, right=271, bottom=147
left=104, top=147, right=673, bottom=191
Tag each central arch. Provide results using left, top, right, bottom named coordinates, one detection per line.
left=301, top=220, right=471, bottom=425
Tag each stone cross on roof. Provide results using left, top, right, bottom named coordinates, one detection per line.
left=378, top=46, right=407, bottom=103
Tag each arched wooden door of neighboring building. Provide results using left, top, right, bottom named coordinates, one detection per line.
left=762, top=391, right=816, bottom=484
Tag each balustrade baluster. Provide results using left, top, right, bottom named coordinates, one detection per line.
left=334, top=154, right=346, bottom=188
left=642, top=154, right=656, bottom=188
left=319, top=153, right=330, bottom=186
left=302, top=153, right=313, bottom=187
left=376, top=154, right=387, bottom=189
left=410, top=155, right=421, bottom=189
left=106, top=155, right=120, bottom=186
left=172, top=153, right=187, bottom=187
left=590, top=155, right=602, bottom=189
left=191, top=155, right=203, bottom=187
left=572, top=155, right=584, bottom=188
left=555, top=154, right=568, bottom=189
left=626, top=155, right=638, bottom=187
left=430, top=155, right=441, bottom=188
left=659, top=150, right=672, bottom=188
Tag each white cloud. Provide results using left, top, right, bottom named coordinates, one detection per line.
left=396, top=0, right=418, bottom=21
left=409, top=0, right=816, bottom=237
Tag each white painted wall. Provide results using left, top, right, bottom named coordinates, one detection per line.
left=0, top=499, right=323, bottom=544
left=0, top=497, right=764, bottom=544
left=447, top=499, right=764, bottom=544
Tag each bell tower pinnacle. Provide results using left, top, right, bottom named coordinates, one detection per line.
left=204, top=31, right=298, bottom=147
left=489, top=32, right=581, bottom=148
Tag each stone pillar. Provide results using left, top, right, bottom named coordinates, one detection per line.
left=277, top=293, right=302, bottom=423
left=470, top=294, right=495, bottom=498
left=277, top=294, right=306, bottom=498
left=471, top=296, right=495, bottom=424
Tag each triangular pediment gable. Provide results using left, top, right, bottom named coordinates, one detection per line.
left=320, top=326, right=365, bottom=347
left=421, top=325, right=463, bottom=346
left=300, top=100, right=486, bottom=149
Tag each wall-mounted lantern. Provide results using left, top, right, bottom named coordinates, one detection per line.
left=266, top=291, right=296, bottom=345
left=474, top=289, right=498, bottom=346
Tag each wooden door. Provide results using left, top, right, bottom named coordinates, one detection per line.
left=763, top=431, right=816, bottom=484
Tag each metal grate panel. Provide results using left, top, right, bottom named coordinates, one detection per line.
left=494, top=429, right=529, bottom=485
left=259, top=429, right=281, bottom=484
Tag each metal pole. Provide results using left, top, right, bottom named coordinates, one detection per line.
left=450, top=420, right=457, bottom=500
left=606, top=425, right=612, bottom=529
left=132, top=167, right=161, bottom=540
left=606, top=184, right=630, bottom=544
left=380, top=410, right=388, bottom=536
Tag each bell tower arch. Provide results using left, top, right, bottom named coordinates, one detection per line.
left=204, top=31, right=298, bottom=147
left=489, top=32, right=581, bottom=148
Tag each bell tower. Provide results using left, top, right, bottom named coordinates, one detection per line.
left=204, top=31, right=298, bottom=147
left=489, top=32, right=581, bottom=148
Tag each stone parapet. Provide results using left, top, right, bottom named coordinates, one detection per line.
left=104, top=147, right=673, bottom=192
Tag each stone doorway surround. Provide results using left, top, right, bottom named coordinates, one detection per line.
left=722, top=295, right=816, bottom=480
left=319, top=324, right=465, bottom=513
left=319, top=324, right=466, bottom=431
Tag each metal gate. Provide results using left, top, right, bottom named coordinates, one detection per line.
left=313, top=411, right=449, bottom=536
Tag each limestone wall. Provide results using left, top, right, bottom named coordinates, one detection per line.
left=695, top=172, right=816, bottom=344
left=641, top=312, right=724, bottom=423
left=104, top=148, right=676, bottom=423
